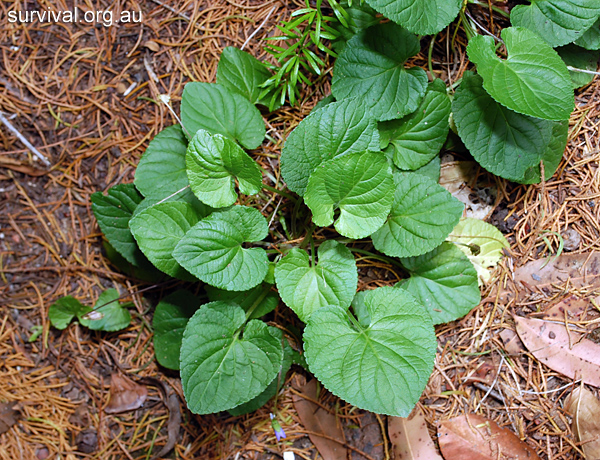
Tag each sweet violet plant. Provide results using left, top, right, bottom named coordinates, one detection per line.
left=49, top=0, right=600, bottom=418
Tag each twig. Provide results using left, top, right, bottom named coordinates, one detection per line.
left=241, top=6, right=276, bottom=50
left=0, top=111, right=50, bottom=166
left=150, top=0, right=190, bottom=21
left=567, top=65, right=600, bottom=76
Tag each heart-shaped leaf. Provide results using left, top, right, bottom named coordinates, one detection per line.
left=397, top=242, right=481, bottom=324
left=206, top=283, right=279, bottom=319
left=217, top=46, right=280, bottom=109
left=180, top=301, right=283, bottom=414
left=186, top=129, right=263, bottom=208
left=557, top=44, right=600, bottom=89
left=332, top=23, right=428, bottom=121
left=91, top=184, right=146, bottom=267
left=173, top=206, right=269, bottom=291
left=305, top=152, right=394, bottom=239
left=379, top=79, right=451, bottom=171
left=181, top=82, right=265, bottom=149
left=372, top=173, right=463, bottom=258
left=304, top=286, right=436, bottom=416
left=130, top=202, right=200, bottom=280
left=153, top=290, right=203, bottom=370
left=467, top=27, right=574, bottom=121
left=452, top=72, right=566, bottom=182
left=49, top=296, right=92, bottom=330
left=134, top=125, right=188, bottom=198
left=519, top=120, right=569, bottom=184
left=576, top=18, right=600, bottom=49
left=280, top=99, right=380, bottom=196
left=275, top=240, right=358, bottom=323
left=364, top=0, right=462, bottom=35
left=80, top=289, right=132, bottom=332
left=510, top=0, right=600, bottom=47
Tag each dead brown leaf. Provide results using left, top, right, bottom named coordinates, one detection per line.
left=437, top=413, right=540, bottom=460
left=389, top=406, right=443, bottom=460
left=105, top=372, right=148, bottom=414
left=543, top=295, right=590, bottom=321
left=565, top=386, right=600, bottom=460
left=515, top=316, right=600, bottom=386
left=0, top=401, right=20, bottom=435
left=499, top=328, right=526, bottom=355
left=292, top=376, right=348, bottom=460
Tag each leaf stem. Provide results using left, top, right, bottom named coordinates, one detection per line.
left=244, top=285, right=272, bottom=321
left=262, top=183, right=297, bottom=203
left=348, top=247, right=405, bottom=269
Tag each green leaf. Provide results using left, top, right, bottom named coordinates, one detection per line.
left=186, top=129, right=263, bottom=208
left=217, top=47, right=280, bottom=109
left=205, top=283, right=279, bottom=319
left=181, top=82, right=266, bottom=149
left=134, top=125, right=188, bottom=198
left=576, top=18, right=600, bottom=49
left=280, top=99, right=380, bottom=195
left=180, top=302, right=283, bottom=414
left=447, top=218, right=509, bottom=285
left=331, top=23, right=428, bottom=121
left=398, top=243, right=481, bottom=325
left=379, top=79, right=451, bottom=171
left=452, top=72, right=564, bottom=182
left=275, top=240, right=358, bottom=323
left=102, top=241, right=164, bottom=282
left=304, top=286, right=436, bottom=417
left=91, top=184, right=146, bottom=267
left=129, top=202, right=200, bottom=280
left=173, top=206, right=269, bottom=291
left=372, top=173, right=463, bottom=258
left=364, top=0, right=462, bottom=35
left=510, top=0, right=600, bottom=47
left=350, top=290, right=371, bottom=328
left=401, top=156, right=441, bottom=182
left=519, top=120, right=569, bottom=184
left=467, top=27, right=574, bottom=121
left=228, top=341, right=294, bottom=416
left=80, top=289, right=132, bottom=332
left=304, top=152, right=394, bottom=239
left=556, top=44, right=599, bottom=89
left=49, top=296, right=92, bottom=330
left=153, top=290, right=203, bottom=370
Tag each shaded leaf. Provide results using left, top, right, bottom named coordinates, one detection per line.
left=437, top=413, right=541, bottom=460
left=556, top=44, right=599, bottom=89
left=515, top=316, right=600, bottom=386
left=467, top=27, right=574, bottom=121
left=105, top=373, right=148, bottom=414
left=180, top=82, right=265, bottom=149
left=389, top=406, right=443, bottom=460
left=205, top=283, right=279, bottom=320
left=564, top=386, right=600, bottom=460
left=332, top=23, right=428, bottom=121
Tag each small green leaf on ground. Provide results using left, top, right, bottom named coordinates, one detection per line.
left=280, top=99, right=380, bottom=196
left=91, top=184, right=146, bottom=267
left=186, top=129, right=262, bottom=208
left=467, top=27, right=574, bottom=121
left=80, top=289, right=132, bottom=332
left=130, top=202, right=200, bottom=280
left=332, top=22, right=428, bottom=121
left=173, top=206, right=269, bottom=291
left=364, top=0, right=462, bottom=35
left=305, top=151, right=394, bottom=239
left=180, top=82, right=265, bottom=149
left=180, top=301, right=283, bottom=414
left=217, top=46, right=280, bottom=109
left=275, top=240, right=358, bottom=323
left=379, top=79, right=451, bottom=171
left=447, top=218, right=509, bottom=285
left=49, top=296, right=92, bottom=330
left=398, top=242, right=481, bottom=325
left=153, top=290, right=203, bottom=370
left=372, top=173, right=463, bottom=258
left=304, top=286, right=436, bottom=417
left=510, top=0, right=600, bottom=47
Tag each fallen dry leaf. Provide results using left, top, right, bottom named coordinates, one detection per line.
left=0, top=157, right=47, bottom=176
left=499, top=328, right=526, bottom=355
left=514, top=316, right=600, bottom=387
left=292, top=376, right=348, bottom=460
left=543, top=295, right=590, bottom=322
left=105, top=372, right=148, bottom=414
left=0, top=401, right=20, bottom=435
left=565, top=386, right=600, bottom=460
left=389, top=406, right=443, bottom=460
left=438, top=413, right=540, bottom=460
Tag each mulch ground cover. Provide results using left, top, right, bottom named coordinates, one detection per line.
left=1, top=1, right=599, bottom=459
